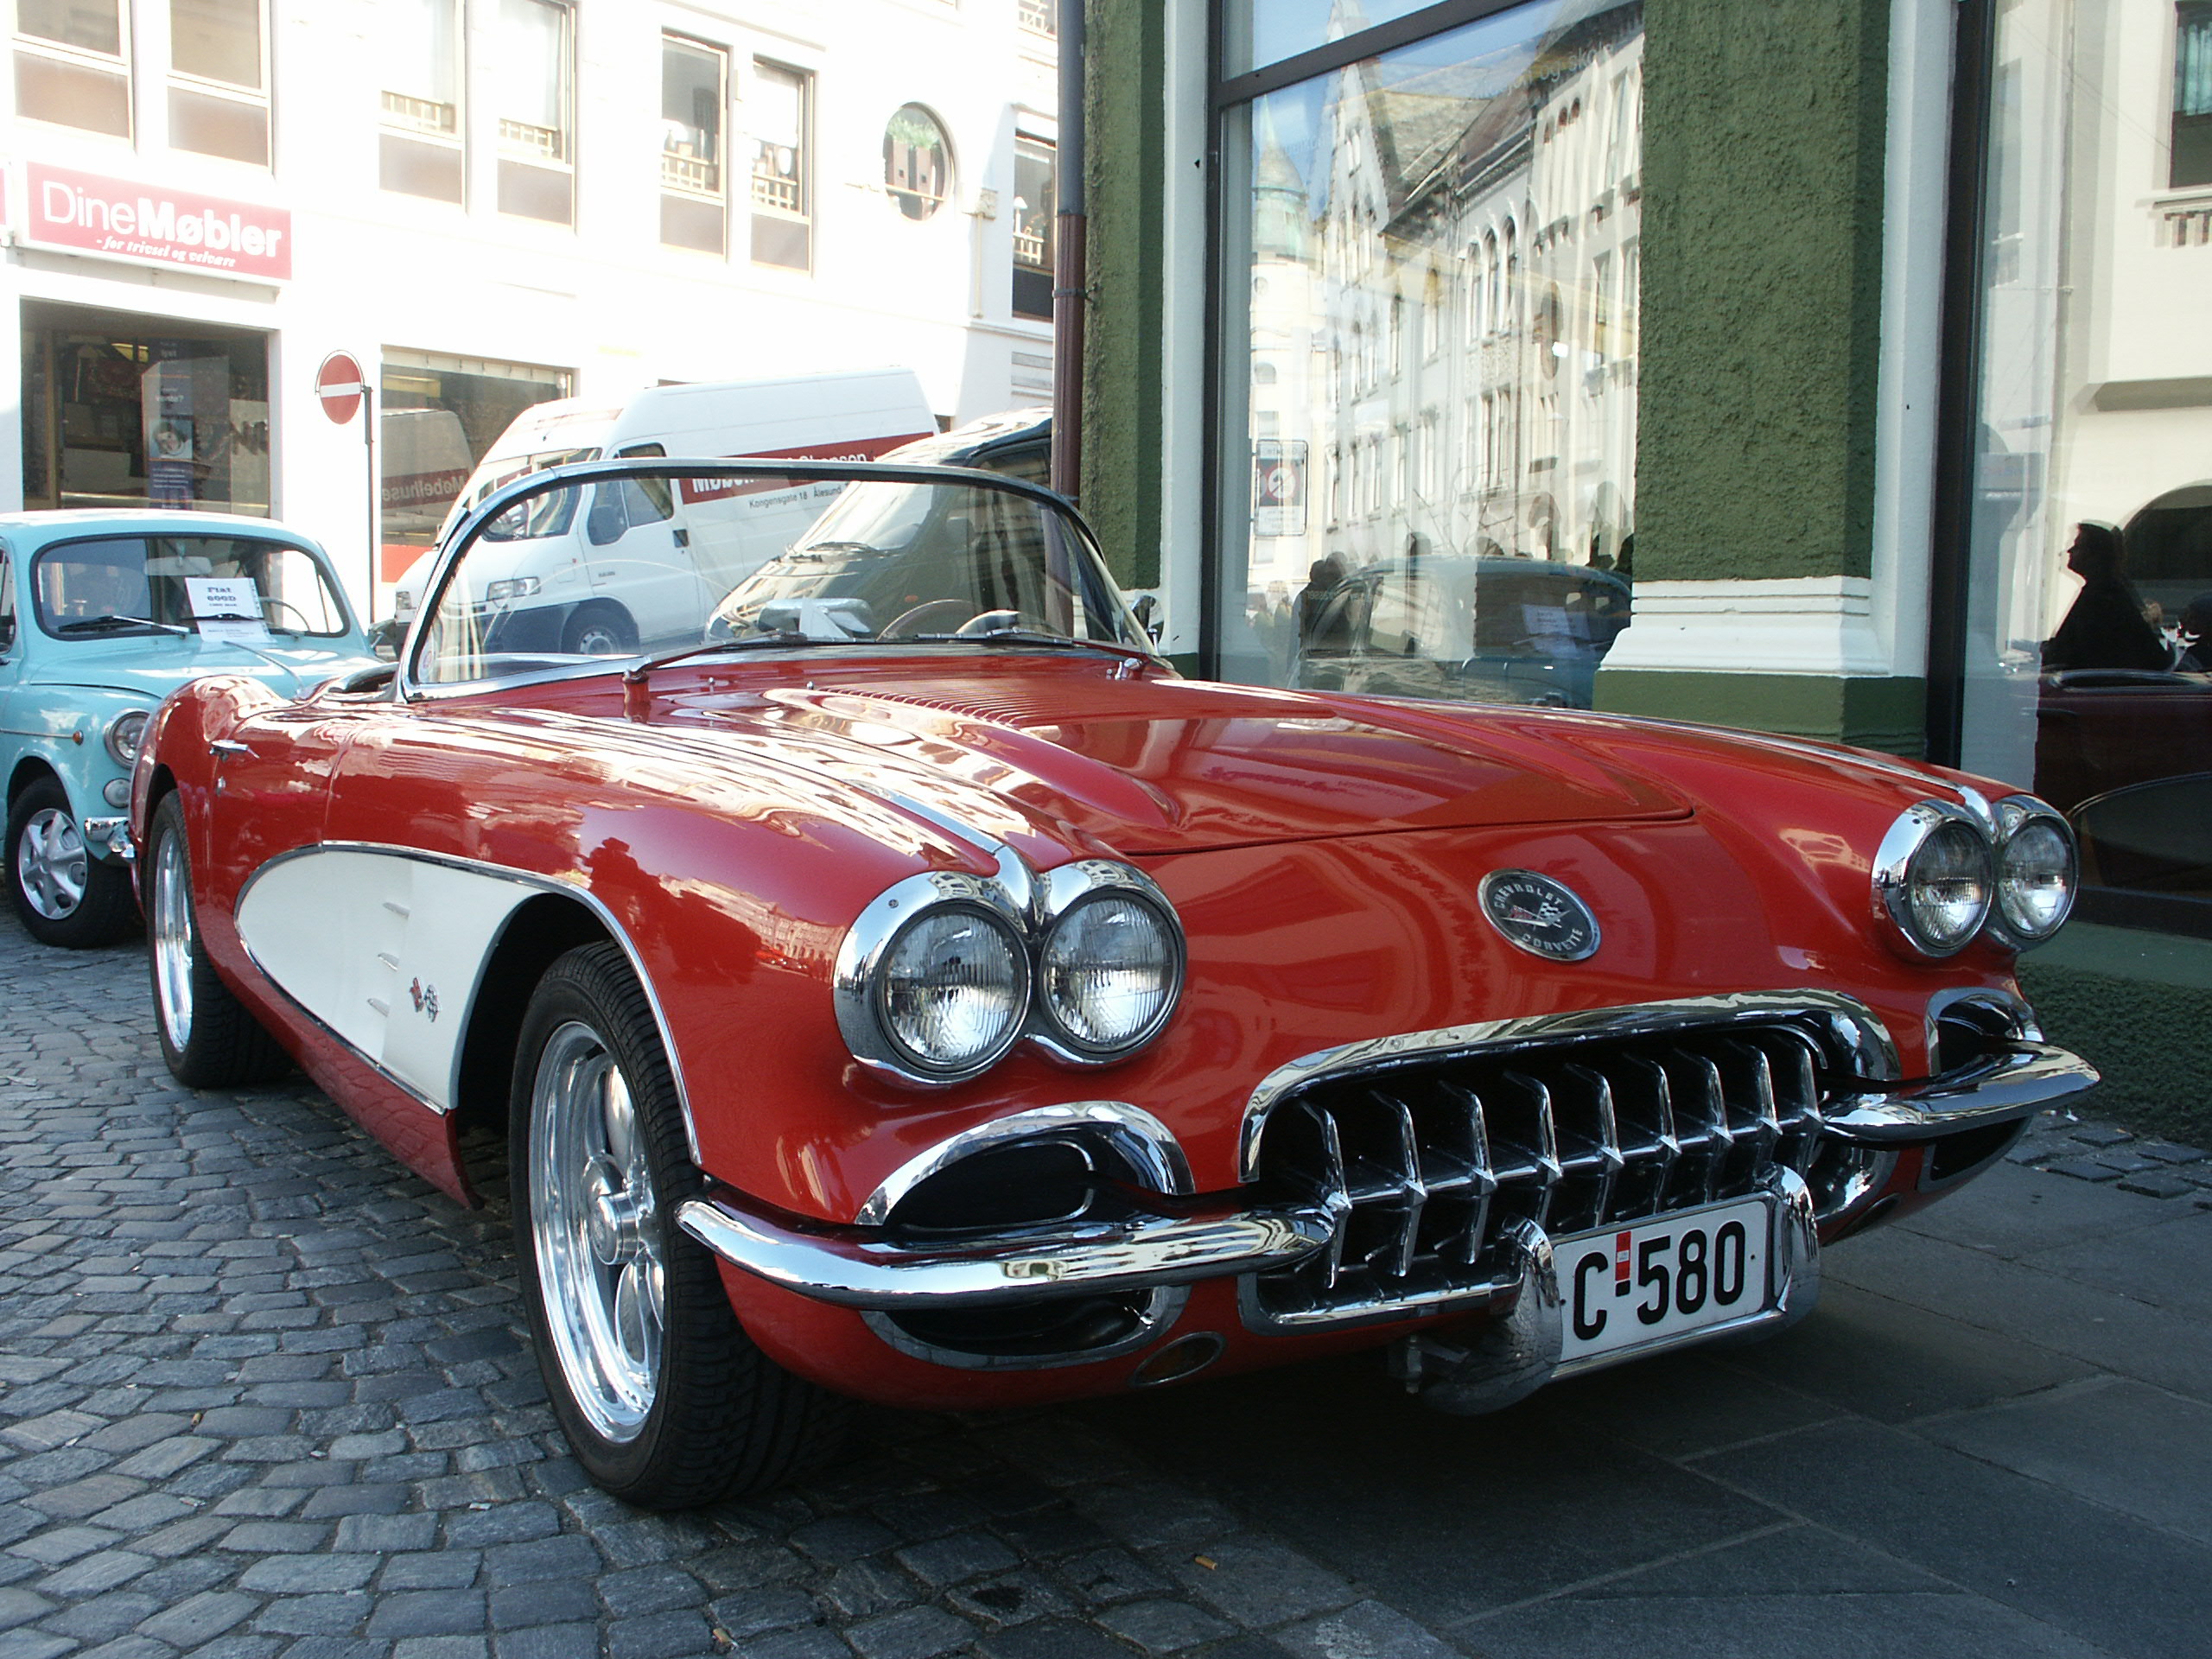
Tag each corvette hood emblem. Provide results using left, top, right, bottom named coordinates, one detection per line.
left=1478, top=869, right=1600, bottom=962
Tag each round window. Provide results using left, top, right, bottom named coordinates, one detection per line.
left=884, top=105, right=951, bottom=220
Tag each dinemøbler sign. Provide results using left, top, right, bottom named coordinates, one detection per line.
left=25, top=163, right=291, bottom=282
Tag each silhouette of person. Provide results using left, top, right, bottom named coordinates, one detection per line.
left=2043, top=522, right=2168, bottom=672
left=1296, top=553, right=1348, bottom=650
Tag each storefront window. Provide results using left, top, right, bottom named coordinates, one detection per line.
left=21, top=307, right=269, bottom=517
left=1212, top=0, right=1643, bottom=702
left=378, top=352, right=571, bottom=585
left=1959, top=0, right=2212, bottom=936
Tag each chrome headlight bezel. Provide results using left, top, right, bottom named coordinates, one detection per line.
left=1872, top=799, right=1995, bottom=959
left=835, top=871, right=1032, bottom=1085
left=836, top=856, right=1186, bottom=1088
left=104, top=709, right=151, bottom=768
left=1031, top=862, right=1187, bottom=1066
left=1986, top=794, right=2076, bottom=949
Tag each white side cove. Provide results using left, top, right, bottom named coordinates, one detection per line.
left=234, top=848, right=535, bottom=1112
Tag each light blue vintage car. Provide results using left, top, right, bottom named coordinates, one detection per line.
left=0, top=510, right=377, bottom=947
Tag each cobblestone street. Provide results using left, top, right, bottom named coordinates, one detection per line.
left=1, top=925, right=2208, bottom=1659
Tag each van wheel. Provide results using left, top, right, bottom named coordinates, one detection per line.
left=563, top=604, right=638, bottom=656
left=512, top=944, right=849, bottom=1506
left=7, top=777, right=138, bottom=948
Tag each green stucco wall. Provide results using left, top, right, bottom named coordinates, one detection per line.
left=1595, top=671, right=1927, bottom=755
left=1077, top=0, right=1165, bottom=590
left=1637, top=0, right=1893, bottom=586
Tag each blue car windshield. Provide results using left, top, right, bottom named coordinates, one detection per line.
left=33, top=536, right=352, bottom=639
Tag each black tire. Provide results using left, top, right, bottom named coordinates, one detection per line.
left=7, top=775, right=139, bottom=948
left=562, top=603, right=638, bottom=656
left=511, top=943, right=848, bottom=1507
left=144, top=792, right=292, bottom=1088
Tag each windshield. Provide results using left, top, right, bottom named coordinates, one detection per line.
left=33, top=535, right=353, bottom=640
left=414, top=461, right=1150, bottom=686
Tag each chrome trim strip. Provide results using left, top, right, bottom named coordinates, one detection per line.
left=233, top=842, right=704, bottom=1159
left=1821, top=1040, right=2098, bottom=1141
left=1237, top=990, right=1901, bottom=1184
left=860, top=1287, right=1191, bottom=1372
left=855, top=1102, right=1194, bottom=1226
left=673, top=1188, right=1332, bottom=1310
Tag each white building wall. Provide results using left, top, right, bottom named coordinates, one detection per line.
left=2, top=0, right=1058, bottom=619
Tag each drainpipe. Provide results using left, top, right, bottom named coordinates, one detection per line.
left=1051, top=0, right=1086, bottom=501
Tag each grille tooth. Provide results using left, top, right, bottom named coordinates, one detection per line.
left=1245, top=1016, right=1878, bottom=1329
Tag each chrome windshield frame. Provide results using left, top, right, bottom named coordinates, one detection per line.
left=395, top=456, right=1160, bottom=702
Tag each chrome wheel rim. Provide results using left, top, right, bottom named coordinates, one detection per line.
left=18, top=808, right=87, bottom=920
left=150, top=825, right=194, bottom=1049
left=531, top=1020, right=664, bottom=1442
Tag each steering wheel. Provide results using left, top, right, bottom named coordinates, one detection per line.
left=257, top=595, right=316, bottom=634
left=877, top=598, right=977, bottom=638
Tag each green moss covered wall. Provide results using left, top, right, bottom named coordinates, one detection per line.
left=1637, top=0, right=1891, bottom=584
left=1077, top=0, right=1165, bottom=590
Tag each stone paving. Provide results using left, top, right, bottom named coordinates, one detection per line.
left=0, top=925, right=2206, bottom=1659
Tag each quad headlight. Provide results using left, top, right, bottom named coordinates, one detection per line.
left=878, top=904, right=1030, bottom=1074
left=836, top=859, right=1185, bottom=1087
left=1873, top=795, right=2077, bottom=958
left=1990, top=795, right=2075, bottom=945
left=1873, top=801, right=1994, bottom=958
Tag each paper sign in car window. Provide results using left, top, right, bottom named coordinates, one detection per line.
left=186, top=577, right=273, bottom=645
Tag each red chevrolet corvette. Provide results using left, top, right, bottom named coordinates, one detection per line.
left=132, top=460, right=2095, bottom=1507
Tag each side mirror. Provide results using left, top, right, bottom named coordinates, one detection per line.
left=1131, top=594, right=1161, bottom=643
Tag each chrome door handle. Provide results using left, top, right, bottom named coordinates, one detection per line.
left=209, top=740, right=254, bottom=761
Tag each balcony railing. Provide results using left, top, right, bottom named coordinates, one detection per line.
left=663, top=152, right=721, bottom=195
left=499, top=118, right=565, bottom=161
left=1019, top=0, right=1056, bottom=35
left=752, top=172, right=802, bottom=214
left=381, top=90, right=456, bottom=134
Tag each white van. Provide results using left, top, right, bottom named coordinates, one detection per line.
left=391, top=368, right=934, bottom=654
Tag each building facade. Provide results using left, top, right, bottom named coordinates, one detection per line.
left=1080, top=0, right=2212, bottom=1124
left=5, top=0, right=1060, bottom=612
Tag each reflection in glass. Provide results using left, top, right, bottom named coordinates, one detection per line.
left=419, top=467, right=1147, bottom=686
left=1217, top=0, right=1643, bottom=704
left=1961, top=0, right=2212, bottom=927
left=884, top=105, right=951, bottom=220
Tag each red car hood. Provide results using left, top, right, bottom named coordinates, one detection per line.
left=646, top=666, right=1691, bottom=856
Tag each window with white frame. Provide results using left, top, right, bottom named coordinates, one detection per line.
left=662, top=35, right=728, bottom=253
left=750, top=61, right=811, bottom=270
left=169, top=0, right=269, bottom=163
left=381, top=0, right=465, bottom=202
left=495, top=0, right=574, bottom=224
left=2177, top=3, right=2212, bottom=188
left=15, top=0, right=131, bottom=137
left=1013, top=134, right=1056, bottom=318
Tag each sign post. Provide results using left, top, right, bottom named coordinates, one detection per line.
left=315, top=353, right=375, bottom=619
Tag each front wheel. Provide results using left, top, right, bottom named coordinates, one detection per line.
left=562, top=603, right=638, bottom=656
left=144, top=793, right=291, bottom=1087
left=7, top=776, right=138, bottom=948
left=511, top=944, right=847, bottom=1507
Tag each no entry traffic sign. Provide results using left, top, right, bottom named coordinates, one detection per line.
left=316, top=352, right=368, bottom=424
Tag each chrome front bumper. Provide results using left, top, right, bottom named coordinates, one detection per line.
left=675, top=1190, right=1334, bottom=1311
left=676, top=1011, right=2096, bottom=1319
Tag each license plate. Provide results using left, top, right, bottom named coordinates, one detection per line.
left=1554, top=1196, right=1772, bottom=1363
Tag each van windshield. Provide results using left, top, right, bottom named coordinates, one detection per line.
left=442, top=447, right=602, bottom=540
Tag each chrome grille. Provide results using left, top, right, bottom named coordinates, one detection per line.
left=1243, top=1022, right=1841, bottom=1330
